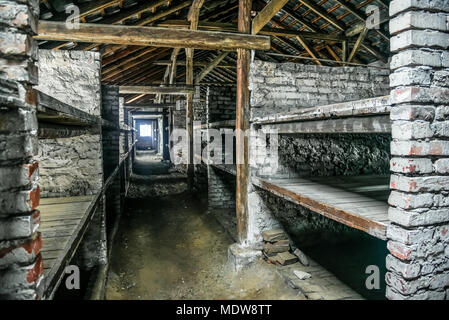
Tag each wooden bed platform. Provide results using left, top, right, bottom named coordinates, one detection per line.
left=252, top=175, right=390, bottom=240
left=253, top=96, right=391, bottom=134
left=38, top=195, right=98, bottom=299
left=208, top=160, right=390, bottom=240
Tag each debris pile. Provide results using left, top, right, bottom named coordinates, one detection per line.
left=262, top=229, right=298, bottom=266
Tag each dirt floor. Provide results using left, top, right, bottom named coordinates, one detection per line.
left=106, top=150, right=305, bottom=300
left=105, top=150, right=362, bottom=300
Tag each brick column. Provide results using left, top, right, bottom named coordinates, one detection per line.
left=386, top=0, right=449, bottom=300
left=0, top=0, right=42, bottom=300
left=102, top=85, right=120, bottom=178
left=207, top=166, right=236, bottom=212
left=101, top=86, right=121, bottom=253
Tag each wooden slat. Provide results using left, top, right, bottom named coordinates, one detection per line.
left=37, top=194, right=102, bottom=299
left=39, top=195, right=95, bottom=205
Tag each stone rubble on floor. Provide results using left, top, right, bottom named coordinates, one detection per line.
left=262, top=228, right=313, bottom=268
left=293, top=270, right=312, bottom=280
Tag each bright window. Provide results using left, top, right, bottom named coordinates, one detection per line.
left=140, top=124, right=152, bottom=137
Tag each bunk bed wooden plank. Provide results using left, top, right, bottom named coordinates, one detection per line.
left=252, top=176, right=389, bottom=240
left=260, top=115, right=391, bottom=134
left=253, top=96, right=391, bottom=124
left=38, top=195, right=97, bottom=297
left=40, top=196, right=95, bottom=205
left=36, top=90, right=100, bottom=126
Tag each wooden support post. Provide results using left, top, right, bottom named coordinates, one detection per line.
left=185, top=0, right=204, bottom=192
left=342, top=40, right=348, bottom=65
left=157, top=48, right=181, bottom=102
left=236, top=0, right=252, bottom=243
left=186, top=48, right=194, bottom=192
left=169, top=48, right=181, bottom=85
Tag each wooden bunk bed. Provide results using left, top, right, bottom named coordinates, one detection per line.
left=36, top=90, right=136, bottom=299
left=201, top=95, right=392, bottom=240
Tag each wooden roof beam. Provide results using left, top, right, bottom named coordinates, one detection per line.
left=155, top=19, right=344, bottom=41
left=333, top=0, right=389, bottom=41
left=120, top=86, right=195, bottom=95
left=252, top=0, right=290, bottom=34
left=279, top=5, right=319, bottom=32
left=153, top=60, right=235, bottom=68
left=37, top=21, right=271, bottom=51
left=348, top=27, right=367, bottom=63
left=296, top=0, right=346, bottom=32
left=195, top=52, right=230, bottom=84
left=260, top=26, right=346, bottom=41
left=295, top=36, right=321, bottom=65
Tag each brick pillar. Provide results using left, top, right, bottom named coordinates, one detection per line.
left=102, top=85, right=120, bottom=178
left=386, top=0, right=449, bottom=300
left=207, top=167, right=235, bottom=212
left=100, top=86, right=121, bottom=253
left=0, top=0, right=42, bottom=300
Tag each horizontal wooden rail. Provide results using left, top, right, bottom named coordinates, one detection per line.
left=119, top=85, right=194, bottom=95
left=36, top=21, right=271, bottom=51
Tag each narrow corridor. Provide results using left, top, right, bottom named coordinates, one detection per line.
left=105, top=151, right=304, bottom=300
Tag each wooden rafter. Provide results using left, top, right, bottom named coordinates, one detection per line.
left=333, top=0, right=389, bottom=41
left=295, top=36, right=321, bottom=65
left=252, top=0, right=290, bottom=34
left=297, top=0, right=346, bottom=31
left=195, top=51, right=230, bottom=84
left=348, top=27, right=368, bottom=63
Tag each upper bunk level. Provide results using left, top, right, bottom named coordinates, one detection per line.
left=249, top=60, right=391, bottom=133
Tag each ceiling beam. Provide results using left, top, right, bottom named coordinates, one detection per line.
left=125, top=104, right=175, bottom=109
left=44, top=0, right=169, bottom=50
left=155, top=19, right=344, bottom=41
left=119, top=86, right=195, bottom=95
left=153, top=60, right=235, bottom=68
left=252, top=0, right=290, bottom=34
left=260, top=27, right=346, bottom=41
left=37, top=21, right=271, bottom=51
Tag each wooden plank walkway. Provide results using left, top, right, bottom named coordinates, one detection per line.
left=252, top=175, right=390, bottom=240
left=38, top=195, right=95, bottom=296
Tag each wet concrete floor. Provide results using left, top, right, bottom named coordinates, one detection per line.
left=106, top=151, right=303, bottom=300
